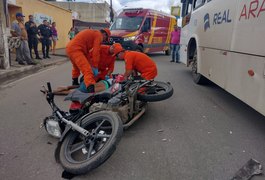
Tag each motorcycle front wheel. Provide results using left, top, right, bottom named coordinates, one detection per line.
left=59, top=111, right=123, bottom=175
left=137, top=81, right=174, bottom=102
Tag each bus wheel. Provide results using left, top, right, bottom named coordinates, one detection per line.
left=192, top=49, right=208, bottom=84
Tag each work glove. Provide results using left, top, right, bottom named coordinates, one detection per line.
left=72, top=78, right=79, bottom=86
left=92, top=67, right=99, bottom=76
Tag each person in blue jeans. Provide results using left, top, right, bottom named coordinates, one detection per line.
left=170, top=25, right=181, bottom=63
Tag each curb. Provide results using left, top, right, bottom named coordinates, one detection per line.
left=0, top=57, right=68, bottom=85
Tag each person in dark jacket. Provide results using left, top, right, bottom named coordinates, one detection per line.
left=25, top=15, right=41, bottom=60
left=38, top=20, right=52, bottom=59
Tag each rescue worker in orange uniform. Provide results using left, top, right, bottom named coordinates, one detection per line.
left=89, top=43, right=122, bottom=81
left=66, top=28, right=111, bottom=93
left=114, top=48, right=158, bottom=80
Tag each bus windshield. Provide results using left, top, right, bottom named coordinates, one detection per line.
left=111, top=16, right=143, bottom=31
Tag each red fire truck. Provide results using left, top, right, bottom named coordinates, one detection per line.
left=110, top=8, right=176, bottom=54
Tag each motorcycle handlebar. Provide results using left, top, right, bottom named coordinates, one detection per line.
left=47, top=82, right=52, bottom=93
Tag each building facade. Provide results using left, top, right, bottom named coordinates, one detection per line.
left=50, top=1, right=112, bottom=23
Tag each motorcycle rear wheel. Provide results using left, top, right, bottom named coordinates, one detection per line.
left=59, top=111, right=123, bottom=175
left=137, top=81, right=173, bottom=102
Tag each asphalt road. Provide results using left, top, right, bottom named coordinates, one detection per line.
left=0, top=54, right=265, bottom=180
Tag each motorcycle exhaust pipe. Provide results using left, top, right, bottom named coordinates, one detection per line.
left=123, top=106, right=146, bottom=129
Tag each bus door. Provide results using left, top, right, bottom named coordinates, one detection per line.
left=180, top=0, right=193, bottom=64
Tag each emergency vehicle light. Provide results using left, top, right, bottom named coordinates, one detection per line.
left=124, top=8, right=143, bottom=14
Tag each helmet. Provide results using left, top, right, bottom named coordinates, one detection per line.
left=102, top=28, right=111, bottom=37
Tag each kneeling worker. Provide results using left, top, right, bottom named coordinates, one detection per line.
left=114, top=48, right=158, bottom=80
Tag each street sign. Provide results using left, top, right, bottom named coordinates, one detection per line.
left=171, top=6, right=181, bottom=19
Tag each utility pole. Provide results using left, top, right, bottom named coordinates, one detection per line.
left=0, top=0, right=10, bottom=69
left=109, top=0, right=114, bottom=23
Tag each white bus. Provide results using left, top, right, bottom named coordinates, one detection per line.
left=179, top=0, right=265, bottom=116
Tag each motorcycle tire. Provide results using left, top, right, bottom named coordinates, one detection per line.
left=59, top=111, right=123, bottom=175
left=137, top=81, right=173, bottom=102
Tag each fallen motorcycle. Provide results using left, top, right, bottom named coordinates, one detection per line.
left=42, top=76, right=173, bottom=175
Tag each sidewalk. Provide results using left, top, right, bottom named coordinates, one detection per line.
left=0, top=48, right=68, bottom=85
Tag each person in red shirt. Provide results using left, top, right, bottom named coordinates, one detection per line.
left=115, top=49, right=158, bottom=80
left=66, top=28, right=111, bottom=93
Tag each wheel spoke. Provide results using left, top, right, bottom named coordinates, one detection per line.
left=100, top=126, right=112, bottom=130
left=97, top=134, right=111, bottom=138
left=87, top=141, right=95, bottom=159
left=94, top=119, right=106, bottom=132
left=69, top=142, right=85, bottom=154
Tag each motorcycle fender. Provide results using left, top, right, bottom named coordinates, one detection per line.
left=55, top=125, right=73, bottom=163
left=59, top=124, right=72, bottom=142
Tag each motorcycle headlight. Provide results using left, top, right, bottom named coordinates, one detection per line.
left=45, top=119, right=62, bottom=138
left=123, top=36, right=136, bottom=41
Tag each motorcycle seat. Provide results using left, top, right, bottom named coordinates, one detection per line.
left=64, top=90, right=93, bottom=104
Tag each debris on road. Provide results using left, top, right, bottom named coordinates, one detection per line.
left=231, top=159, right=262, bottom=180
left=142, top=151, right=145, bottom=154
left=230, top=131, right=233, bottom=134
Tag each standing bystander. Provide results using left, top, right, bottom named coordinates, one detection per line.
left=38, top=20, right=52, bottom=59
left=170, top=25, right=181, bottom=63
left=68, top=27, right=75, bottom=40
left=10, top=12, right=36, bottom=65
left=51, top=22, right=58, bottom=55
left=25, top=15, right=41, bottom=60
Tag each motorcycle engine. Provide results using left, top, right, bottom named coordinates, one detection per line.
left=89, top=94, right=129, bottom=124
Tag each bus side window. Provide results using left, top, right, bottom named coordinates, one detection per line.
left=142, top=18, right=151, bottom=32
left=193, top=0, right=205, bottom=9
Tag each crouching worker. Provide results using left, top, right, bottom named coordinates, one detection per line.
left=114, top=49, right=158, bottom=80
left=66, top=28, right=111, bottom=93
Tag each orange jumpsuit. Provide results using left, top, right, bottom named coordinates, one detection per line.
left=89, top=45, right=116, bottom=81
left=124, top=51, right=157, bottom=80
left=66, top=29, right=103, bottom=87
